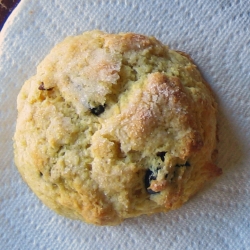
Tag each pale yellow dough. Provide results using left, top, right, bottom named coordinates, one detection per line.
left=14, top=30, right=221, bottom=225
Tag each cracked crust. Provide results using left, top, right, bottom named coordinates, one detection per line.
left=14, top=30, right=221, bottom=225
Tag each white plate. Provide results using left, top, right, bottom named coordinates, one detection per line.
left=1, top=0, right=249, bottom=249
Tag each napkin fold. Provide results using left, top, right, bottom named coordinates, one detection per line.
left=1, top=0, right=249, bottom=249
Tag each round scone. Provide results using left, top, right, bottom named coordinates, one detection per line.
left=14, top=30, right=222, bottom=226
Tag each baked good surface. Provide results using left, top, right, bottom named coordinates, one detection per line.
left=14, top=30, right=222, bottom=225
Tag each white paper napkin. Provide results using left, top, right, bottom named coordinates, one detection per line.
left=1, top=0, right=250, bottom=249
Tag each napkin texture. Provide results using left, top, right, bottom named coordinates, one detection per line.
left=0, top=0, right=250, bottom=249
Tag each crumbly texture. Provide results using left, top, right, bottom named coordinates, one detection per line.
left=14, top=30, right=221, bottom=225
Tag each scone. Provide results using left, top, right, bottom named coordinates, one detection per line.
left=14, top=30, right=222, bottom=226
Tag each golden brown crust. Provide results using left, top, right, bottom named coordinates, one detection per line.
left=14, top=30, right=221, bottom=225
